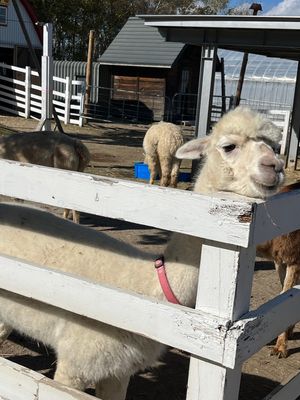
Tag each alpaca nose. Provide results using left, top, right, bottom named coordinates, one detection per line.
left=261, top=155, right=284, bottom=173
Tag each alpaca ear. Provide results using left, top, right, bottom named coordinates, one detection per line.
left=176, top=137, right=210, bottom=160
left=259, top=120, right=282, bottom=144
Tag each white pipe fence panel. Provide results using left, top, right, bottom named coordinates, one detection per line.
left=0, top=63, right=84, bottom=126
left=0, top=159, right=299, bottom=399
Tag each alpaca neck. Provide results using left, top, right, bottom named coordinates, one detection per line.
left=161, top=233, right=202, bottom=307
left=165, top=233, right=202, bottom=267
left=160, top=160, right=225, bottom=307
left=193, top=156, right=233, bottom=194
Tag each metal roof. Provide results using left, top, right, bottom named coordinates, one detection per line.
left=141, top=15, right=300, bottom=60
left=99, top=17, right=185, bottom=68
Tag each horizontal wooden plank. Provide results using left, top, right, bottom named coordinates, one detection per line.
left=0, top=89, right=25, bottom=103
left=0, top=62, right=26, bottom=73
left=0, top=75, right=25, bottom=86
left=30, top=93, right=42, bottom=100
left=0, top=254, right=233, bottom=367
left=53, top=76, right=67, bottom=84
left=70, top=119, right=80, bottom=125
left=251, top=190, right=300, bottom=245
left=0, top=357, right=95, bottom=400
left=30, top=106, right=42, bottom=114
left=0, top=159, right=253, bottom=246
left=31, top=83, right=41, bottom=90
left=0, top=83, right=25, bottom=95
left=226, top=285, right=300, bottom=366
left=0, top=105, right=25, bottom=117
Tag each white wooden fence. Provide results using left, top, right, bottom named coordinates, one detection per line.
left=0, top=159, right=299, bottom=399
left=0, top=63, right=84, bottom=126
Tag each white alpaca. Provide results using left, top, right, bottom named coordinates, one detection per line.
left=0, top=131, right=90, bottom=223
left=0, top=107, right=284, bottom=400
left=143, top=122, right=184, bottom=187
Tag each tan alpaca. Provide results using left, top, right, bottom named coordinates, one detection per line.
left=0, top=106, right=284, bottom=400
left=0, top=131, right=90, bottom=223
left=143, top=122, right=184, bottom=187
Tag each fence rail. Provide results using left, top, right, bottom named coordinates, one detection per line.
left=0, top=63, right=84, bottom=126
left=0, top=63, right=294, bottom=135
left=0, top=158, right=299, bottom=399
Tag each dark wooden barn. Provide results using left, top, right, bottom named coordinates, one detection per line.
left=99, top=17, right=222, bottom=123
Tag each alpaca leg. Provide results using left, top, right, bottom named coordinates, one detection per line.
left=0, top=322, right=12, bottom=345
left=63, top=209, right=70, bottom=220
left=169, top=158, right=182, bottom=188
left=159, top=156, right=172, bottom=187
left=72, top=210, right=80, bottom=224
left=274, top=261, right=286, bottom=287
left=147, top=157, right=158, bottom=185
left=54, top=359, right=86, bottom=391
left=271, top=264, right=300, bottom=358
left=95, top=375, right=130, bottom=400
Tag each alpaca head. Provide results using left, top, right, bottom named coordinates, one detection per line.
left=176, top=106, right=285, bottom=199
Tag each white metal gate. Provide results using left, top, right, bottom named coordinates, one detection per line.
left=0, top=62, right=84, bottom=126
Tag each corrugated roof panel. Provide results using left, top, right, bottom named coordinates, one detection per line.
left=218, top=49, right=297, bottom=82
left=99, top=17, right=185, bottom=68
left=53, top=60, right=102, bottom=103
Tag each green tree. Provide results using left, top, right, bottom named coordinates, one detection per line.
left=29, top=0, right=229, bottom=60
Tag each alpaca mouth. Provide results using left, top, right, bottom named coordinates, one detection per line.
left=251, top=174, right=283, bottom=194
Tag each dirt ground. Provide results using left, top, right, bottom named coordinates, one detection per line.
left=1, top=115, right=300, bottom=400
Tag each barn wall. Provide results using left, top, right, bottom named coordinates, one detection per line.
left=0, top=1, right=41, bottom=49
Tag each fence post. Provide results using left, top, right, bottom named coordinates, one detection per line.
left=41, top=23, right=53, bottom=131
left=78, top=82, right=85, bottom=127
left=64, top=76, right=72, bottom=125
left=186, top=242, right=256, bottom=400
left=24, top=66, right=31, bottom=119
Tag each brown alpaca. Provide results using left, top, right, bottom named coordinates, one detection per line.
left=257, top=182, right=300, bottom=358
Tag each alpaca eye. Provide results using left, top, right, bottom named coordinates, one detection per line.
left=272, top=145, right=280, bottom=154
left=222, top=144, right=236, bottom=153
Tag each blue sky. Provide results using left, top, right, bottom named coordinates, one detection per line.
left=229, top=0, right=300, bottom=15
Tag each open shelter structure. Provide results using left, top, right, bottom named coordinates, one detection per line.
left=142, top=15, right=300, bottom=168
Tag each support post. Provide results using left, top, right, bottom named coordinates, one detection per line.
left=234, top=3, right=262, bottom=107
left=220, top=57, right=226, bottom=114
left=64, top=76, right=71, bottom=125
left=195, top=45, right=217, bottom=138
left=192, top=45, right=217, bottom=176
left=286, top=61, right=300, bottom=168
left=11, top=0, right=64, bottom=133
left=78, top=83, right=85, bottom=127
left=234, top=52, right=248, bottom=107
left=84, top=30, right=95, bottom=123
left=186, top=241, right=256, bottom=400
left=40, top=23, right=53, bottom=131
left=24, top=66, right=31, bottom=119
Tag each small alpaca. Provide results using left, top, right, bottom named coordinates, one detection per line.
left=257, top=182, right=300, bottom=358
left=0, top=107, right=284, bottom=400
left=143, top=122, right=184, bottom=187
left=0, top=131, right=90, bottom=223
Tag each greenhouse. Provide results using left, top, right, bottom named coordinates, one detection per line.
left=215, top=49, right=297, bottom=111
